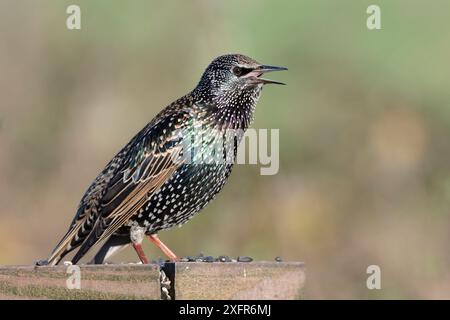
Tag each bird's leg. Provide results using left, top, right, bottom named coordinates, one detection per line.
left=147, top=234, right=178, bottom=262
left=130, top=225, right=149, bottom=264
left=132, top=243, right=149, bottom=264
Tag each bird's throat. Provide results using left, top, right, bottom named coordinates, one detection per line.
left=199, top=86, right=262, bottom=131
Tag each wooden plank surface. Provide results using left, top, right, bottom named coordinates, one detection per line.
left=171, top=262, right=305, bottom=300
left=0, top=264, right=161, bottom=300
left=0, top=262, right=305, bottom=300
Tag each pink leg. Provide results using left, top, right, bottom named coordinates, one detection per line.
left=147, top=234, right=178, bottom=262
left=132, top=243, right=149, bottom=264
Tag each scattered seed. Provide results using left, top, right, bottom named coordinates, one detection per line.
left=237, top=256, right=253, bottom=262
left=218, top=255, right=231, bottom=262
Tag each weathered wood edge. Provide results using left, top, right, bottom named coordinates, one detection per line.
left=0, top=262, right=305, bottom=300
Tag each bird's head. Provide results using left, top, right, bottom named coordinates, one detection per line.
left=195, top=54, right=287, bottom=100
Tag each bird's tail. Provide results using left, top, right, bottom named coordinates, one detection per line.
left=40, top=218, right=90, bottom=266
left=71, top=218, right=109, bottom=264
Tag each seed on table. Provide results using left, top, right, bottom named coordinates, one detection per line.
left=237, top=256, right=253, bottom=262
left=218, top=255, right=231, bottom=262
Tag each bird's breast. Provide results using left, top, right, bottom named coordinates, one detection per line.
left=130, top=161, right=233, bottom=233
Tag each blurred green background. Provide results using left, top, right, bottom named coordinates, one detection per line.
left=1, top=0, right=450, bottom=299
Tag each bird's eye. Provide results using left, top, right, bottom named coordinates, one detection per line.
left=232, top=66, right=252, bottom=77
left=232, top=66, right=243, bottom=76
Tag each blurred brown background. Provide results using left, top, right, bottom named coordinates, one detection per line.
left=1, top=0, right=450, bottom=299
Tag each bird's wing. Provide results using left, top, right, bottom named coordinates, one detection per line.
left=69, top=109, right=189, bottom=263
left=98, top=136, right=184, bottom=244
left=46, top=105, right=189, bottom=265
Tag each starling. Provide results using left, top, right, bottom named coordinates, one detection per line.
left=37, top=54, right=287, bottom=266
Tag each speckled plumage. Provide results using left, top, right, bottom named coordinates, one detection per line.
left=39, top=54, right=286, bottom=265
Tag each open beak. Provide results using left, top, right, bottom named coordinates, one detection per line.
left=246, top=65, right=288, bottom=85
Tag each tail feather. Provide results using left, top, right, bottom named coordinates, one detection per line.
left=71, top=218, right=110, bottom=264
left=45, top=216, right=92, bottom=265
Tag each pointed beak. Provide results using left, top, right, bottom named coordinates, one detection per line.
left=246, top=65, right=288, bottom=85
left=259, top=65, right=289, bottom=73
